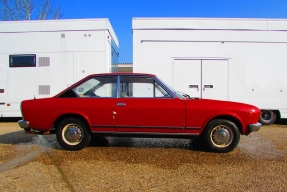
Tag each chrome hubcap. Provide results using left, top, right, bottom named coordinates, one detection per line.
left=210, top=125, right=233, bottom=148
left=62, top=124, right=83, bottom=145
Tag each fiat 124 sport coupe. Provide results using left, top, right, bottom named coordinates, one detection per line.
left=18, top=73, right=261, bottom=153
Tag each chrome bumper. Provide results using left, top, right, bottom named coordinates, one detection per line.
left=248, top=122, right=262, bottom=132
left=18, top=120, right=29, bottom=129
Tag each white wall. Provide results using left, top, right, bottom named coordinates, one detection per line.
left=0, top=19, right=119, bottom=117
left=133, top=18, right=287, bottom=116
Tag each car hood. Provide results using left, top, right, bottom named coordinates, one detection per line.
left=182, top=98, right=259, bottom=112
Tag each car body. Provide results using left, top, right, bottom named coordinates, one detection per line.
left=18, top=73, right=261, bottom=153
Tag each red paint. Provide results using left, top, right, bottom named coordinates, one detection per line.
left=20, top=73, right=261, bottom=136
left=115, top=98, right=185, bottom=133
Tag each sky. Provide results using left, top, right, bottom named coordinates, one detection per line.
left=59, top=0, right=287, bottom=63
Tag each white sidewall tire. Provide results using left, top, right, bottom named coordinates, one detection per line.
left=204, top=119, right=240, bottom=153
left=56, top=118, right=91, bottom=151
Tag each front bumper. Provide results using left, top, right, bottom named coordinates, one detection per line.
left=248, top=122, right=262, bottom=132
left=18, top=120, right=51, bottom=135
left=18, top=120, right=29, bottom=129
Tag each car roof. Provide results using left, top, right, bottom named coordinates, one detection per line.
left=53, top=72, right=158, bottom=98
left=85, top=72, right=156, bottom=77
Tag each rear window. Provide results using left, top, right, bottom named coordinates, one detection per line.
left=9, top=54, right=36, bottom=67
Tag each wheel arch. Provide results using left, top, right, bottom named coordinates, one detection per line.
left=274, top=110, right=281, bottom=123
left=53, top=113, right=91, bottom=133
left=203, top=115, right=243, bottom=134
left=275, top=110, right=281, bottom=119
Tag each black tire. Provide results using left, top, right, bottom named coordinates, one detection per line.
left=56, top=118, right=91, bottom=151
left=259, top=110, right=276, bottom=125
left=203, top=119, right=240, bottom=153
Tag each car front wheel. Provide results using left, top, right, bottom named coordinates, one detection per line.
left=56, top=118, right=91, bottom=151
left=203, top=119, right=240, bottom=153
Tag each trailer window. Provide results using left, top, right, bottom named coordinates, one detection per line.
left=9, top=54, right=36, bottom=67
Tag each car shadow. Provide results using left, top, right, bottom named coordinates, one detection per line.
left=0, top=129, right=208, bottom=152
left=0, top=117, right=22, bottom=122
left=0, top=130, right=36, bottom=145
left=88, top=136, right=208, bottom=152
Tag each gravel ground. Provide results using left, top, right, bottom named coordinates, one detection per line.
left=0, top=121, right=286, bottom=191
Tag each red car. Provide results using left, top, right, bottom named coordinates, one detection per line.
left=18, top=73, right=261, bottom=153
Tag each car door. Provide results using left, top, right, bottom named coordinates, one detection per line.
left=114, top=76, right=185, bottom=133
left=72, top=75, right=118, bottom=132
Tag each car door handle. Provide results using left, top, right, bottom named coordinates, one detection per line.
left=116, top=103, right=126, bottom=107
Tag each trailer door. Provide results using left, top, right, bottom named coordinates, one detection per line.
left=77, top=52, right=105, bottom=80
left=202, top=60, right=228, bottom=100
left=173, top=59, right=228, bottom=100
left=174, top=59, right=201, bottom=98
left=0, top=56, right=7, bottom=99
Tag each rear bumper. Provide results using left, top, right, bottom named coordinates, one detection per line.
left=248, top=122, right=262, bottom=132
left=18, top=120, right=29, bottom=129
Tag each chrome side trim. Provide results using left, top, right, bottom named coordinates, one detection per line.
left=91, top=131, right=200, bottom=136
left=91, top=125, right=114, bottom=128
left=248, top=122, right=262, bottom=132
left=91, top=125, right=185, bottom=129
left=185, top=127, right=201, bottom=130
left=115, top=125, right=184, bottom=129
left=18, top=120, right=29, bottom=129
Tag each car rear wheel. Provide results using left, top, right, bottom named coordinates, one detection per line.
left=259, top=110, right=276, bottom=125
left=56, top=118, right=91, bottom=151
left=203, top=119, right=240, bottom=153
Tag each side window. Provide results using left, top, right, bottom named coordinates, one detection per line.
left=120, top=76, right=171, bottom=98
left=9, top=54, right=36, bottom=67
left=73, top=76, right=117, bottom=98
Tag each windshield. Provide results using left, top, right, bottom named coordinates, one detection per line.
left=156, top=76, right=184, bottom=98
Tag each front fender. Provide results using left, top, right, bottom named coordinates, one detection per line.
left=51, top=110, right=92, bottom=129
left=200, top=111, right=245, bottom=134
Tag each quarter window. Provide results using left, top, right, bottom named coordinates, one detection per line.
left=74, top=76, right=117, bottom=98
left=9, top=54, right=36, bottom=67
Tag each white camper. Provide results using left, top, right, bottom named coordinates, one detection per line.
left=133, top=17, right=287, bottom=124
left=0, top=18, right=119, bottom=117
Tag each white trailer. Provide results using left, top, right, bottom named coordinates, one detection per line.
left=0, top=18, right=119, bottom=117
left=133, top=17, right=287, bottom=124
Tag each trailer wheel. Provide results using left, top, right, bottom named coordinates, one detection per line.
left=203, top=119, right=240, bottom=153
left=259, top=110, right=276, bottom=125
left=56, top=117, right=91, bottom=151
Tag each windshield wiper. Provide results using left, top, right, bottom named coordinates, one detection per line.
left=178, top=91, right=191, bottom=99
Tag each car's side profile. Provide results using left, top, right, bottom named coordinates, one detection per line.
left=18, top=73, right=261, bottom=153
